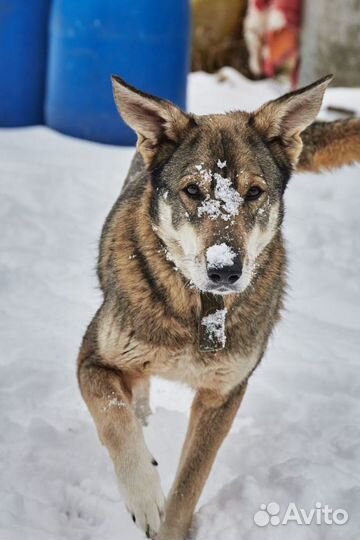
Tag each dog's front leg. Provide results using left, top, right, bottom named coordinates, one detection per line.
left=77, top=332, right=165, bottom=537
left=156, top=383, right=247, bottom=540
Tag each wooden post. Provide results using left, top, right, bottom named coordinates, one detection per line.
left=299, top=0, right=360, bottom=87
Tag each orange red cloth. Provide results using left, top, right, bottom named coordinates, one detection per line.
left=244, top=0, right=302, bottom=86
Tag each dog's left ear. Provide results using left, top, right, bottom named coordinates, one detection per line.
left=252, top=75, right=333, bottom=165
left=112, top=76, right=194, bottom=168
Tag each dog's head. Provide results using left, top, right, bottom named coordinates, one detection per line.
left=112, top=75, right=332, bottom=294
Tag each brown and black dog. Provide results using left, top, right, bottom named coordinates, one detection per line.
left=77, top=74, right=360, bottom=540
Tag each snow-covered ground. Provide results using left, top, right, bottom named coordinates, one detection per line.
left=0, top=69, right=359, bottom=540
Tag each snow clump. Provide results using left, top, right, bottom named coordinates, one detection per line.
left=201, top=308, right=228, bottom=347
left=206, top=243, right=236, bottom=269
left=196, top=164, right=243, bottom=221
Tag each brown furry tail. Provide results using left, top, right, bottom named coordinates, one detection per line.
left=297, top=118, right=360, bottom=173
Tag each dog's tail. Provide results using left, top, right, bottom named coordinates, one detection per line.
left=297, top=118, right=360, bottom=173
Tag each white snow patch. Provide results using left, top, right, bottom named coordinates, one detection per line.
left=213, top=173, right=243, bottom=217
left=197, top=166, right=212, bottom=186
left=103, top=397, right=127, bottom=412
left=206, top=243, right=236, bottom=269
left=217, top=159, right=227, bottom=169
left=198, top=171, right=243, bottom=221
left=201, top=308, right=228, bottom=347
left=198, top=198, right=222, bottom=219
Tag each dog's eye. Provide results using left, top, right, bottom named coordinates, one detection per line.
left=184, top=184, right=201, bottom=199
left=245, top=186, right=263, bottom=201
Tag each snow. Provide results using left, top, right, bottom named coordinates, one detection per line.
left=201, top=309, right=228, bottom=348
left=197, top=198, right=222, bottom=220
left=213, top=173, right=243, bottom=218
left=217, top=159, right=227, bottom=169
left=103, top=396, right=127, bottom=412
left=0, top=68, right=359, bottom=540
left=197, top=198, right=221, bottom=220
left=197, top=167, right=244, bottom=221
left=206, top=243, right=236, bottom=269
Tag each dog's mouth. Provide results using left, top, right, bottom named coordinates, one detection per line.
left=206, top=284, right=239, bottom=295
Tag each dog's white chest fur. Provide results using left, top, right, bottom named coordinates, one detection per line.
left=98, top=313, right=261, bottom=395
left=157, top=346, right=260, bottom=394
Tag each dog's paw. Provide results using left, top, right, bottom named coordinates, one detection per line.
left=116, top=451, right=165, bottom=537
left=124, top=464, right=165, bottom=537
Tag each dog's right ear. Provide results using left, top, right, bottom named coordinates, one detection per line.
left=112, top=76, right=194, bottom=168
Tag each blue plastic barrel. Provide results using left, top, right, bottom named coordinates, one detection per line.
left=0, top=0, right=50, bottom=126
left=46, top=1, right=191, bottom=145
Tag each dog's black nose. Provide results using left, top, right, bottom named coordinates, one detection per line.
left=207, top=258, right=242, bottom=286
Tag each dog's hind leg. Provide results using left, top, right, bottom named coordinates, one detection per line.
left=133, top=377, right=152, bottom=426
left=77, top=322, right=164, bottom=538
left=156, top=383, right=247, bottom=540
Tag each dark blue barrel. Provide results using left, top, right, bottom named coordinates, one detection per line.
left=0, top=0, right=50, bottom=126
left=46, top=0, right=191, bottom=145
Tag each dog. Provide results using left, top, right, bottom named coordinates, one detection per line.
left=77, top=74, right=360, bottom=540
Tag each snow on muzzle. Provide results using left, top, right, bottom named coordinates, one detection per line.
left=206, top=242, right=243, bottom=286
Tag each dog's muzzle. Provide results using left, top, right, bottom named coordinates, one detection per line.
left=206, top=255, right=242, bottom=290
